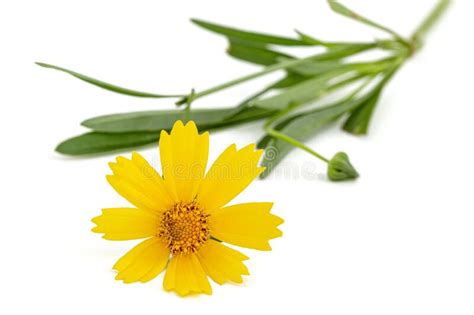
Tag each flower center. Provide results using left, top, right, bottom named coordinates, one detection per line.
left=158, top=201, right=210, bottom=255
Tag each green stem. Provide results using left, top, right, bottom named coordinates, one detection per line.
left=262, top=74, right=375, bottom=164
left=411, top=0, right=450, bottom=42
left=182, top=44, right=375, bottom=103
left=194, top=57, right=316, bottom=99
left=410, top=0, right=451, bottom=51
left=265, top=127, right=330, bottom=162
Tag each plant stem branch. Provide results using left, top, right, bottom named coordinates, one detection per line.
left=261, top=73, right=377, bottom=165
left=410, top=0, right=451, bottom=50
left=265, top=127, right=330, bottom=163
left=183, top=44, right=375, bottom=103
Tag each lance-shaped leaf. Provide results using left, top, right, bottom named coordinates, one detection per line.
left=56, top=132, right=159, bottom=156
left=259, top=100, right=355, bottom=178
left=249, top=65, right=358, bottom=110
left=227, top=40, right=295, bottom=66
left=36, top=62, right=183, bottom=98
left=327, top=0, right=406, bottom=41
left=57, top=107, right=275, bottom=155
left=82, top=107, right=274, bottom=133
left=289, top=56, right=396, bottom=77
left=191, top=18, right=313, bottom=46
left=82, top=108, right=231, bottom=133
left=250, top=75, right=330, bottom=110
left=342, top=89, right=381, bottom=135
left=342, top=66, right=399, bottom=135
left=295, top=30, right=372, bottom=49
left=227, top=40, right=374, bottom=71
left=258, top=83, right=385, bottom=177
left=271, top=73, right=309, bottom=89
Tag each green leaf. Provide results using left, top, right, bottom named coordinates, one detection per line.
left=249, top=65, right=360, bottom=110
left=288, top=57, right=396, bottom=77
left=257, top=114, right=296, bottom=150
left=227, top=40, right=295, bottom=66
left=270, top=73, right=309, bottom=89
left=223, top=75, right=311, bottom=120
left=288, top=60, right=343, bottom=76
left=191, top=18, right=312, bottom=46
left=342, top=66, right=400, bottom=135
left=310, top=44, right=376, bottom=61
left=220, top=106, right=277, bottom=126
left=295, top=30, right=369, bottom=48
left=294, top=30, right=326, bottom=46
left=36, top=62, right=183, bottom=98
left=58, top=107, right=275, bottom=155
left=82, top=108, right=231, bottom=133
left=342, top=89, right=381, bottom=135
left=56, top=132, right=159, bottom=156
left=327, top=0, right=406, bottom=41
left=82, top=106, right=274, bottom=133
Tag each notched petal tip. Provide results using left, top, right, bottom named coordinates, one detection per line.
left=105, top=174, right=114, bottom=182
left=108, top=161, right=117, bottom=171
left=116, top=156, right=128, bottom=164
left=184, top=120, right=197, bottom=129
left=131, top=151, right=141, bottom=160
left=274, top=227, right=283, bottom=238
left=170, top=120, right=185, bottom=135
left=260, top=243, right=272, bottom=251
left=226, top=143, right=237, bottom=152
left=91, top=216, right=100, bottom=224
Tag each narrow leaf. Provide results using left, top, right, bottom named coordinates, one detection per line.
left=56, top=132, right=159, bottom=156
left=82, top=108, right=231, bottom=133
left=227, top=40, right=295, bottom=66
left=289, top=57, right=396, bottom=77
left=294, top=30, right=326, bottom=46
left=191, top=18, right=312, bottom=46
left=259, top=99, right=358, bottom=177
left=82, top=107, right=275, bottom=133
left=250, top=76, right=329, bottom=110
left=342, top=89, right=381, bottom=134
left=270, top=73, right=309, bottom=89
left=288, top=60, right=343, bottom=76
left=36, top=62, right=182, bottom=98
left=327, top=0, right=406, bottom=40
left=295, top=30, right=369, bottom=48
left=249, top=65, right=358, bottom=110
left=58, top=107, right=275, bottom=155
left=342, top=66, right=400, bottom=135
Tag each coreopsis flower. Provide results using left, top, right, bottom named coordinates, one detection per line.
left=92, top=120, right=283, bottom=296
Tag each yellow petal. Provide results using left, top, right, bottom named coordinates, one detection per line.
left=197, top=240, right=249, bottom=285
left=210, top=202, right=283, bottom=250
left=91, top=208, right=159, bottom=240
left=107, top=152, right=174, bottom=213
left=197, top=144, right=264, bottom=211
left=113, top=237, right=170, bottom=283
left=163, top=254, right=212, bottom=296
left=159, top=121, right=209, bottom=203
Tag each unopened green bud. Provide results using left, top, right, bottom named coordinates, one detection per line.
left=327, top=152, right=359, bottom=181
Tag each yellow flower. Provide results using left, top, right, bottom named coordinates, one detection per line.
left=92, top=120, right=283, bottom=296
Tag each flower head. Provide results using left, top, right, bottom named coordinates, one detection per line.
left=92, top=120, right=283, bottom=296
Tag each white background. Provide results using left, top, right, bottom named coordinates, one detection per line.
left=1, top=0, right=473, bottom=314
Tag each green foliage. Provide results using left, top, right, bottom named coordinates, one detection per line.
left=38, top=0, right=450, bottom=181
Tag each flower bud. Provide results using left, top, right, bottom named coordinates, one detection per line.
left=327, top=152, right=359, bottom=181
